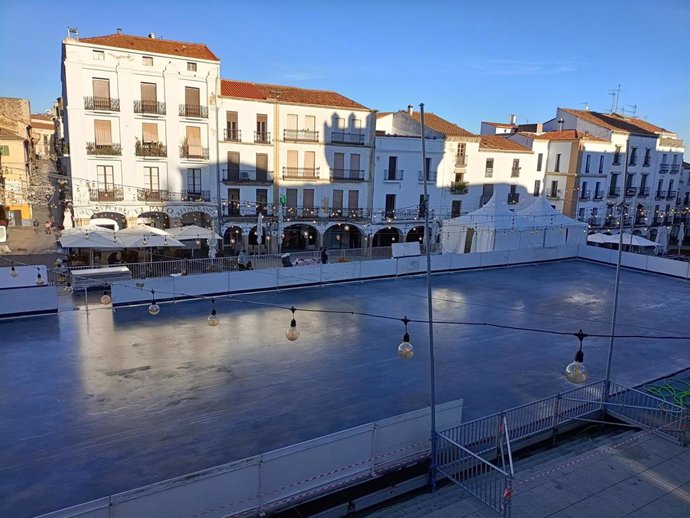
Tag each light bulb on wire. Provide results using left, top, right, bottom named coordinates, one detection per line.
left=35, top=269, right=45, bottom=286
left=286, top=306, right=300, bottom=341
left=100, top=284, right=111, bottom=305
left=397, top=316, right=414, bottom=359
left=565, top=329, right=588, bottom=384
left=10, top=264, right=18, bottom=278
left=208, top=298, right=219, bottom=326
left=148, top=290, right=160, bottom=315
left=64, top=283, right=74, bottom=295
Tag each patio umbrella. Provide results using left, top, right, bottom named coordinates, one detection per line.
left=59, top=226, right=123, bottom=249
left=655, top=226, right=669, bottom=254
left=617, top=233, right=658, bottom=248
left=677, top=222, right=685, bottom=254
left=256, top=213, right=264, bottom=245
left=167, top=225, right=221, bottom=241
left=587, top=233, right=616, bottom=244
left=116, top=225, right=184, bottom=248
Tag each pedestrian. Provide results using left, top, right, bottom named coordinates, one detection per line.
left=33, top=219, right=39, bottom=233
left=238, top=250, right=247, bottom=267
left=321, top=247, right=329, bottom=264
left=44, top=220, right=52, bottom=235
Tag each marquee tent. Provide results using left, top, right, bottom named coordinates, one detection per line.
left=517, top=196, right=587, bottom=247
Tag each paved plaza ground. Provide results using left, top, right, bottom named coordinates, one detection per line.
left=1, top=259, right=689, bottom=517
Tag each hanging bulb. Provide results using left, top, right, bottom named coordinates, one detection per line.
left=286, top=306, right=300, bottom=341
left=100, top=285, right=111, bottom=305
left=208, top=299, right=219, bottom=326
left=148, top=290, right=160, bottom=315
left=565, top=330, right=588, bottom=384
left=10, top=264, right=18, bottom=278
left=64, top=283, right=74, bottom=295
left=143, top=236, right=148, bottom=246
left=35, top=270, right=45, bottom=286
left=397, top=317, right=414, bottom=359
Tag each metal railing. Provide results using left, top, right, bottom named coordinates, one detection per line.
left=593, top=191, right=604, bottom=200
left=222, top=169, right=273, bottom=184
left=135, top=142, right=167, bottom=157
left=283, top=129, right=319, bottom=142
left=223, top=128, right=241, bottom=142
left=607, top=187, right=621, bottom=198
left=86, top=142, right=122, bottom=156
left=179, top=104, right=208, bottom=118
left=455, top=155, right=467, bottom=167
left=507, top=194, right=519, bottom=205
left=330, top=169, right=365, bottom=181
left=418, top=170, right=437, bottom=182
left=254, top=131, right=271, bottom=144
left=133, top=100, right=166, bottom=115
left=656, top=190, right=667, bottom=199
left=383, top=169, right=403, bottom=181
left=670, top=164, right=680, bottom=174
left=638, top=187, right=650, bottom=198
left=580, top=190, right=591, bottom=200
left=89, top=186, right=124, bottom=202
left=660, top=164, right=670, bottom=174
left=485, top=168, right=493, bottom=178
left=133, top=189, right=213, bottom=203
left=510, top=167, right=520, bottom=178
left=84, top=96, right=120, bottom=111
left=282, top=167, right=319, bottom=180
left=667, top=190, right=677, bottom=199
left=182, top=190, right=211, bottom=202
left=179, top=146, right=209, bottom=159
left=331, top=131, right=365, bottom=145
left=449, top=181, right=468, bottom=194
left=625, top=187, right=638, bottom=197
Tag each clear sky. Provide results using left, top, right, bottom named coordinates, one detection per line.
left=1, top=0, right=688, bottom=155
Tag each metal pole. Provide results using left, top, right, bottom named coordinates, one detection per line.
left=419, top=104, right=438, bottom=491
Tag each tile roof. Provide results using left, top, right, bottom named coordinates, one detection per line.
left=220, top=79, right=369, bottom=109
left=31, top=114, right=52, bottom=121
left=531, top=130, right=609, bottom=142
left=376, top=112, right=392, bottom=119
left=483, top=121, right=517, bottom=128
left=78, top=33, right=219, bottom=61
left=31, top=121, right=54, bottom=130
left=479, top=135, right=531, bottom=152
left=0, top=128, right=26, bottom=141
left=560, top=108, right=666, bottom=135
left=406, top=111, right=474, bottom=137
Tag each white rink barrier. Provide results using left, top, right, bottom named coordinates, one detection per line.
left=37, top=399, right=462, bottom=518
left=0, top=265, right=57, bottom=318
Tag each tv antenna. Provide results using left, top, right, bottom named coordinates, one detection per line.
left=580, top=102, right=590, bottom=111
left=609, top=84, right=621, bottom=114
left=626, top=104, right=637, bottom=118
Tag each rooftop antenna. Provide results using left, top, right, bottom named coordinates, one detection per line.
left=609, top=84, right=621, bottom=114
left=67, top=27, right=79, bottom=40
left=626, top=104, right=637, bottom=118
left=580, top=102, right=590, bottom=111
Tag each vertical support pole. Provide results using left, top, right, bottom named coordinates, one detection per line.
left=551, top=393, right=561, bottom=446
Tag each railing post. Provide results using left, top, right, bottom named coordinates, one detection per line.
left=502, top=476, right=513, bottom=518
left=551, top=393, right=561, bottom=446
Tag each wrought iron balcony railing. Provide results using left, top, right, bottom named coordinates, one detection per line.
left=283, top=129, right=319, bottom=142
left=179, top=104, right=208, bottom=118
left=84, top=96, right=120, bottom=111
left=330, top=131, right=365, bottom=145
left=133, top=100, right=166, bottom=115
left=282, top=167, right=319, bottom=180
left=607, top=187, right=621, bottom=198
left=660, top=164, right=670, bottom=174
left=136, top=188, right=168, bottom=202
left=135, top=141, right=167, bottom=157
left=656, top=190, right=667, bottom=199
left=223, top=128, right=241, bottom=142
left=86, top=142, right=122, bottom=156
left=254, top=131, right=271, bottom=144
left=89, top=186, right=124, bottom=202
left=580, top=190, right=591, bottom=200
left=383, top=169, right=403, bottom=181
left=222, top=169, right=274, bottom=184
left=449, top=181, right=468, bottom=194
left=667, top=190, right=677, bottom=199
left=418, top=170, right=437, bottom=183
left=507, top=193, right=520, bottom=205
left=182, top=190, right=211, bottom=202
left=179, top=146, right=209, bottom=159
left=330, top=169, right=365, bottom=181
left=670, top=164, right=680, bottom=174
left=625, top=187, right=638, bottom=197
left=485, top=167, right=493, bottom=178
left=593, top=191, right=604, bottom=200
left=455, top=155, right=467, bottom=167
left=638, top=187, right=650, bottom=198
left=511, top=167, right=520, bottom=177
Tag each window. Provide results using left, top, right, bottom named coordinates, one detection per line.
left=187, top=62, right=197, bottom=72
left=536, top=153, right=543, bottom=171
left=303, top=189, right=314, bottom=209
left=287, top=114, right=298, bottom=130
left=286, top=189, right=297, bottom=208
left=585, top=154, right=591, bottom=173
left=256, top=189, right=268, bottom=214
left=94, top=119, right=112, bottom=145
left=533, top=180, right=541, bottom=196
left=43, top=135, right=49, bottom=145
left=350, top=118, right=362, bottom=131
left=550, top=180, right=558, bottom=198
left=304, top=151, right=316, bottom=176
left=643, top=148, right=651, bottom=166
left=226, top=111, right=238, bottom=140
left=97, top=165, right=114, bottom=189
left=140, top=82, right=157, bottom=112
left=304, top=115, right=316, bottom=131
left=348, top=190, right=359, bottom=212
left=512, top=158, right=520, bottom=177
left=485, top=158, right=494, bottom=177
left=385, top=194, right=396, bottom=218
left=672, top=154, right=679, bottom=164
left=613, top=146, right=621, bottom=164
left=661, top=153, right=668, bottom=164
left=186, top=168, right=201, bottom=193
left=578, top=208, right=585, bottom=220
left=142, top=56, right=153, bottom=66
left=142, top=122, right=158, bottom=144
left=594, top=181, right=601, bottom=198
left=349, top=154, right=361, bottom=179
left=185, top=126, right=202, bottom=157
left=0, top=145, right=8, bottom=156
left=332, top=189, right=343, bottom=215
left=92, top=78, right=111, bottom=109
left=629, top=147, right=638, bottom=165
left=287, top=150, right=298, bottom=174
left=333, top=152, right=345, bottom=177
left=256, top=153, right=268, bottom=182
left=598, top=155, right=604, bottom=174
left=508, top=185, right=519, bottom=204
left=256, top=114, right=268, bottom=142
left=93, top=50, right=104, bottom=60
left=555, top=154, right=561, bottom=172
left=184, top=87, right=201, bottom=114
left=451, top=200, right=462, bottom=218
left=387, top=156, right=398, bottom=180
left=226, top=151, right=240, bottom=179
left=144, top=166, right=159, bottom=191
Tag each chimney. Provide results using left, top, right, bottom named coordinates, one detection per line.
left=509, top=114, right=517, bottom=125
left=148, top=32, right=156, bottom=39
left=116, top=28, right=123, bottom=35
left=407, top=104, right=414, bottom=115
left=558, top=117, right=564, bottom=131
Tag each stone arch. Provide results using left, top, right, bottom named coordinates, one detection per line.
left=283, top=224, right=319, bottom=251
left=372, top=227, right=402, bottom=247
left=323, top=222, right=363, bottom=249
left=406, top=226, right=425, bottom=243
left=90, top=211, right=127, bottom=230
left=181, top=211, right=213, bottom=228
left=137, top=211, right=170, bottom=229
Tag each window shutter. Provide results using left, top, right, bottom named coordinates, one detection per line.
left=141, top=83, right=156, bottom=102
left=142, top=123, right=158, bottom=143
left=94, top=120, right=112, bottom=145
left=93, top=78, right=110, bottom=99
left=185, top=87, right=200, bottom=106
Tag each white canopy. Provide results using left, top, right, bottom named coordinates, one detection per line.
left=166, top=225, right=221, bottom=241
left=59, top=226, right=123, bottom=249
left=116, top=225, right=184, bottom=248
left=588, top=232, right=660, bottom=248
left=517, top=196, right=587, bottom=247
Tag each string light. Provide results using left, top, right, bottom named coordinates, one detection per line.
left=35, top=268, right=45, bottom=286
left=64, top=282, right=74, bottom=295
left=397, top=316, right=414, bottom=359
left=565, top=329, right=588, bottom=384
left=100, top=283, right=111, bottom=305
left=10, top=263, right=18, bottom=278
left=148, top=290, right=160, bottom=315
left=286, top=306, right=300, bottom=341
left=207, top=298, right=219, bottom=326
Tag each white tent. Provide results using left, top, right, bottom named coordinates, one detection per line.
left=517, top=196, right=587, bottom=247
left=59, top=226, right=123, bottom=249
left=167, top=225, right=221, bottom=242
left=116, top=225, right=184, bottom=248
left=655, top=226, right=669, bottom=254
left=587, top=232, right=658, bottom=248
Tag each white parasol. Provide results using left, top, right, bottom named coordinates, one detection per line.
left=116, top=225, right=184, bottom=248
left=59, top=225, right=123, bottom=249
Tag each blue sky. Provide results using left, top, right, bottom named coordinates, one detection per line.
left=1, top=0, right=688, bottom=155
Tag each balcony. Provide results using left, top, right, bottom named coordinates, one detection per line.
left=507, top=193, right=520, bottom=205
left=455, top=155, right=467, bottom=168
left=485, top=167, right=493, bottom=178
left=449, top=181, right=468, bottom=194
left=179, top=146, right=209, bottom=160
left=593, top=191, right=604, bottom=200
left=89, top=186, right=123, bottom=202
left=383, top=170, right=403, bottom=181
left=625, top=187, right=637, bottom=197
left=222, top=169, right=274, bottom=185
left=282, top=167, right=319, bottom=180
left=223, top=128, right=241, bottom=142
left=511, top=167, right=520, bottom=178
left=579, top=190, right=591, bottom=200
left=136, top=188, right=168, bottom=202
left=671, top=164, right=680, bottom=174
left=179, top=104, right=208, bottom=118
left=656, top=190, right=667, bottom=199
left=254, top=131, right=271, bottom=144
left=418, top=170, right=437, bottom=183
left=283, top=129, right=319, bottom=143
left=607, top=188, right=621, bottom=198
left=330, top=131, right=365, bottom=145
left=135, top=141, right=167, bottom=158
left=182, top=190, right=211, bottom=202
left=667, top=190, right=677, bottom=199
left=86, top=142, right=122, bottom=156
left=638, top=187, right=650, bottom=198
left=546, top=191, right=560, bottom=200
left=84, top=96, right=120, bottom=112
left=330, top=169, right=365, bottom=182
left=133, top=100, right=166, bottom=115
left=660, top=164, right=670, bottom=174
left=612, top=156, right=621, bottom=166
left=642, top=160, right=651, bottom=168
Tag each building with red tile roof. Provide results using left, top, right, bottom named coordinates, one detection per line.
left=78, top=33, right=219, bottom=61
left=479, top=135, right=532, bottom=153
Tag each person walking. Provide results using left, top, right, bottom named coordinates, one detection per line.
left=33, top=219, right=39, bottom=233
left=321, top=247, right=329, bottom=264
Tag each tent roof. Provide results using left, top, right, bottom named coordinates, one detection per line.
left=445, top=196, right=518, bottom=228
left=167, top=225, right=221, bottom=241
left=518, top=196, right=586, bottom=227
